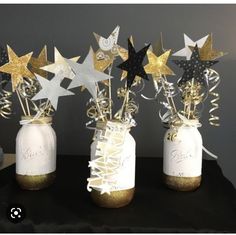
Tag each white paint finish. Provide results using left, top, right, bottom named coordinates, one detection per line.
left=163, top=126, right=203, bottom=177
left=16, top=124, right=57, bottom=175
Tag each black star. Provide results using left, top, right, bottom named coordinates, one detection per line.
left=173, top=45, right=218, bottom=86
left=0, top=45, right=11, bottom=89
left=117, top=39, right=150, bottom=88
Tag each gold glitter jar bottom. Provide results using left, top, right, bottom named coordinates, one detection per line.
left=91, top=188, right=135, bottom=208
left=163, top=174, right=201, bottom=191
left=16, top=171, right=56, bottom=190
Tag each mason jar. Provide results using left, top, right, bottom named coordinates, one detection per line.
left=88, top=120, right=136, bottom=208
left=163, top=125, right=202, bottom=191
left=16, top=116, right=56, bottom=190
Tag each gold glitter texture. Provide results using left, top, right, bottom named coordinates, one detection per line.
left=29, top=46, right=51, bottom=78
left=145, top=50, right=174, bottom=81
left=189, top=34, right=226, bottom=61
left=0, top=46, right=35, bottom=91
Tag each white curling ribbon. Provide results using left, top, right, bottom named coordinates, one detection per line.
left=19, top=110, right=44, bottom=125
left=16, top=121, right=56, bottom=175
left=87, top=121, right=136, bottom=194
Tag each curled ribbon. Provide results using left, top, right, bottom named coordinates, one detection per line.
left=86, top=89, right=111, bottom=128
left=205, top=69, right=220, bottom=127
left=0, top=80, right=12, bottom=119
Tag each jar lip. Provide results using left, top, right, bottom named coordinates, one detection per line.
left=96, top=119, right=131, bottom=131
left=21, top=116, right=52, bottom=125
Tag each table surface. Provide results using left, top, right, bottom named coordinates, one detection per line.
left=0, top=156, right=236, bottom=233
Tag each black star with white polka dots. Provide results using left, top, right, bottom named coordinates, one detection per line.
left=173, top=45, right=218, bottom=86
left=0, top=45, right=11, bottom=89
left=117, top=39, right=150, bottom=88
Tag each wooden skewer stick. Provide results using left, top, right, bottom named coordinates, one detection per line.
left=95, top=82, right=106, bottom=122
left=25, top=98, right=31, bottom=116
left=188, top=78, right=195, bottom=119
left=16, top=89, right=27, bottom=116
left=108, top=62, right=113, bottom=120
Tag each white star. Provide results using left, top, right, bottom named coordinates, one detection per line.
left=94, top=25, right=120, bottom=51
left=100, top=183, right=111, bottom=195
left=32, top=72, right=74, bottom=110
left=41, top=47, right=80, bottom=80
left=88, top=160, right=97, bottom=169
left=66, top=47, right=113, bottom=100
left=172, top=34, right=209, bottom=60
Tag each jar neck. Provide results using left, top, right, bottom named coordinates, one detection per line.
left=96, top=120, right=131, bottom=132
left=21, top=116, right=52, bottom=125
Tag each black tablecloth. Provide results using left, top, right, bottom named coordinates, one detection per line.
left=0, top=156, right=236, bottom=233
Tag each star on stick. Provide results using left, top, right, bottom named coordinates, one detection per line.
left=0, top=46, right=35, bottom=91
left=29, top=46, right=51, bottom=78
left=145, top=49, right=175, bottom=81
left=117, top=39, right=150, bottom=89
left=41, top=47, right=80, bottom=80
left=0, top=45, right=11, bottom=89
left=172, top=34, right=209, bottom=60
left=66, top=48, right=113, bottom=100
left=173, top=45, right=218, bottom=86
left=150, top=32, right=167, bottom=56
left=189, top=34, right=226, bottom=60
left=94, top=25, right=120, bottom=60
left=118, top=36, right=141, bottom=81
left=32, top=72, right=74, bottom=110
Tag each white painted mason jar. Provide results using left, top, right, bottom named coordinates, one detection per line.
left=16, top=116, right=56, bottom=190
left=163, top=125, right=203, bottom=191
left=88, top=120, right=136, bottom=208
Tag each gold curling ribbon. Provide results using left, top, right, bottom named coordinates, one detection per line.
left=207, top=69, right=220, bottom=127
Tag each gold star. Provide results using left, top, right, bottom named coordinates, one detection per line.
left=0, top=45, right=35, bottom=91
left=118, top=36, right=142, bottom=84
left=144, top=49, right=174, bottom=81
left=29, top=46, right=51, bottom=78
left=189, top=34, right=226, bottom=60
left=94, top=49, right=113, bottom=72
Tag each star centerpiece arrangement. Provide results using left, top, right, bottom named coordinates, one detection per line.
left=0, top=45, right=78, bottom=120
left=143, top=33, right=224, bottom=128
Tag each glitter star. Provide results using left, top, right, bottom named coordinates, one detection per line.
left=189, top=34, right=226, bottom=61
left=117, top=39, right=150, bottom=88
left=173, top=45, right=218, bottom=86
left=29, top=46, right=51, bottom=78
left=0, top=46, right=35, bottom=91
left=145, top=49, right=174, bottom=81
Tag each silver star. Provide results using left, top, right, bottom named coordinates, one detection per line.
left=32, top=72, right=74, bottom=110
left=66, top=48, right=113, bottom=100
left=172, top=34, right=209, bottom=60
left=41, top=47, right=80, bottom=80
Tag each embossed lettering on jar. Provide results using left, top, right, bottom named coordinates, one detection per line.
left=163, top=126, right=202, bottom=191
left=16, top=116, right=56, bottom=190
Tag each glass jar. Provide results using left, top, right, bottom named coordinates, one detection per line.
left=163, top=125, right=202, bottom=191
left=88, top=120, right=136, bottom=208
left=16, top=116, right=56, bottom=190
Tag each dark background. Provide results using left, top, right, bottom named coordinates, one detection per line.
left=0, top=4, right=235, bottom=187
